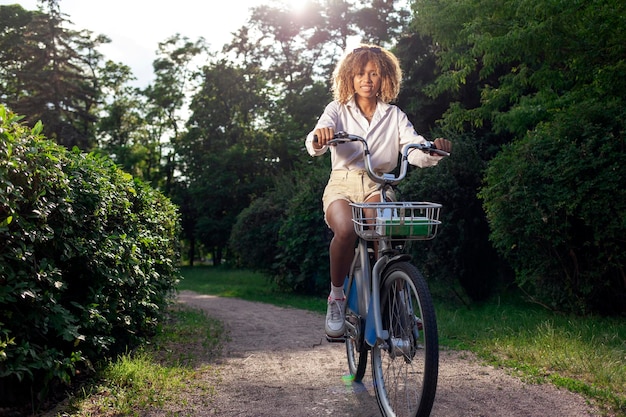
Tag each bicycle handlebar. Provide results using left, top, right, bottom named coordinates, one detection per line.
left=313, top=131, right=449, bottom=186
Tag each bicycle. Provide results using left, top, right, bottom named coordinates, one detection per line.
left=318, top=131, right=448, bottom=417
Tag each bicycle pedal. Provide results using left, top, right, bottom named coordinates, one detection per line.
left=326, top=335, right=346, bottom=343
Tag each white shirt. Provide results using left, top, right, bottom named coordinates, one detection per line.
left=305, top=98, right=442, bottom=172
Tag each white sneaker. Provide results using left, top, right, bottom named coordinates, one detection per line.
left=325, top=296, right=346, bottom=337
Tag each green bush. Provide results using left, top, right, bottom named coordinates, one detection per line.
left=0, top=106, right=181, bottom=404
left=272, top=163, right=330, bottom=295
left=229, top=160, right=331, bottom=296
left=399, top=135, right=512, bottom=302
left=229, top=194, right=284, bottom=272
left=480, top=98, right=626, bottom=314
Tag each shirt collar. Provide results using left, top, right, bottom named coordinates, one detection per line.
left=347, top=96, right=391, bottom=115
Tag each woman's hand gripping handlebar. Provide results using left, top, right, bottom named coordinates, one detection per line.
left=312, top=131, right=451, bottom=186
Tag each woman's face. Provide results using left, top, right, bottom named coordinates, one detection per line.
left=353, top=60, right=381, bottom=100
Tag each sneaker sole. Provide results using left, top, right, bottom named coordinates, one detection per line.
left=326, top=335, right=346, bottom=343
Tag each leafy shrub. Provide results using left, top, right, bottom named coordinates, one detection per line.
left=271, top=163, right=331, bottom=295
left=399, top=135, right=511, bottom=302
left=230, top=159, right=331, bottom=296
left=229, top=194, right=284, bottom=272
left=0, top=106, right=181, bottom=404
left=480, top=98, right=626, bottom=314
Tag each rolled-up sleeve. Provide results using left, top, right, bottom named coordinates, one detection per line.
left=305, top=131, right=327, bottom=157
left=397, top=111, right=443, bottom=168
left=305, top=102, right=341, bottom=157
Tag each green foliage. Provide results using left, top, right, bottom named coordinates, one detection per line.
left=55, top=306, right=223, bottom=416
left=189, top=144, right=274, bottom=266
left=0, top=106, right=181, bottom=405
left=480, top=99, right=626, bottom=314
left=229, top=193, right=285, bottom=272
left=179, top=59, right=276, bottom=265
left=0, top=2, right=107, bottom=150
left=229, top=158, right=331, bottom=296
left=399, top=134, right=511, bottom=302
left=272, top=162, right=331, bottom=295
left=414, top=0, right=626, bottom=314
left=394, top=33, right=452, bottom=135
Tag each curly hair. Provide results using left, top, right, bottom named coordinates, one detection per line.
left=332, top=44, right=403, bottom=104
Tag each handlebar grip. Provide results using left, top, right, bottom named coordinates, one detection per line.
left=428, top=142, right=450, bottom=157
left=430, top=149, right=450, bottom=157
left=418, top=141, right=450, bottom=157
left=312, top=132, right=353, bottom=144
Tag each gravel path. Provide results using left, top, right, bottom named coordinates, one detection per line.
left=177, top=290, right=600, bottom=417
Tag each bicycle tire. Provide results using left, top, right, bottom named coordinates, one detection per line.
left=345, top=313, right=367, bottom=382
left=371, top=261, right=439, bottom=417
left=345, top=258, right=368, bottom=382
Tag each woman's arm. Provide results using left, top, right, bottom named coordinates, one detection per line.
left=305, top=101, right=340, bottom=157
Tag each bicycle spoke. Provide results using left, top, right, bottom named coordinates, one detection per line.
left=371, top=262, right=438, bottom=417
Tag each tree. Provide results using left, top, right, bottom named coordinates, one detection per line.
left=393, top=31, right=514, bottom=302
left=353, top=0, right=411, bottom=45
left=178, top=59, right=275, bottom=265
left=0, top=1, right=108, bottom=149
left=394, top=33, right=451, bottom=135
left=142, top=35, right=208, bottom=191
left=231, top=1, right=344, bottom=91
left=96, top=60, right=149, bottom=177
left=414, top=0, right=626, bottom=313
left=481, top=100, right=626, bottom=314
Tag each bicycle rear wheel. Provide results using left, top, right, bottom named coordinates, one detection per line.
left=345, top=259, right=368, bottom=382
left=371, top=261, right=438, bottom=417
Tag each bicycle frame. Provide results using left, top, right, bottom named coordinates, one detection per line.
left=333, top=132, right=443, bottom=348
left=345, top=213, right=417, bottom=348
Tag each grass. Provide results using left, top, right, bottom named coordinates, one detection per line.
left=178, top=265, right=626, bottom=417
left=177, top=265, right=328, bottom=312
left=45, top=305, right=223, bottom=417
left=436, top=296, right=626, bottom=416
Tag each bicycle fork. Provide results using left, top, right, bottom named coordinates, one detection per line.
left=362, top=254, right=420, bottom=360
left=345, top=243, right=411, bottom=351
left=344, top=242, right=371, bottom=342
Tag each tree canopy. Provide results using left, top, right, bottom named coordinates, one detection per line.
left=413, top=0, right=626, bottom=312
left=0, top=2, right=107, bottom=149
left=1, top=0, right=624, bottom=314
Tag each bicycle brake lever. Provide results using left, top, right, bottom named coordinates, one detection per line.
left=423, top=141, right=450, bottom=157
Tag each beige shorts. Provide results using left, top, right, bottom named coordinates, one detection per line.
left=322, top=170, right=394, bottom=215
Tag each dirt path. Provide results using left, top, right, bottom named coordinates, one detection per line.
left=177, top=290, right=600, bottom=417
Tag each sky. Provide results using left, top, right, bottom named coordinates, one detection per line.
left=2, top=0, right=283, bottom=86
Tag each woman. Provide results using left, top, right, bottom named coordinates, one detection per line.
left=305, top=44, right=451, bottom=338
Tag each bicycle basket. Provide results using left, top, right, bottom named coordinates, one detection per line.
left=350, top=202, right=442, bottom=241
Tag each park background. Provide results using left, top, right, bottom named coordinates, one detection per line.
left=0, top=0, right=624, bottom=414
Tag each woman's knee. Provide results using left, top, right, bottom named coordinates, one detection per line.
left=327, top=204, right=355, bottom=240
left=333, top=223, right=355, bottom=242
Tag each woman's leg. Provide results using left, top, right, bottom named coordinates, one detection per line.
left=325, top=191, right=381, bottom=289
left=326, top=199, right=357, bottom=288
left=324, top=199, right=356, bottom=337
left=364, top=192, right=382, bottom=256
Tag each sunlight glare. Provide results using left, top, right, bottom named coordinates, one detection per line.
left=279, top=0, right=309, bottom=14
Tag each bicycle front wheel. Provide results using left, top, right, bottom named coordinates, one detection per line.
left=371, top=261, right=439, bottom=417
